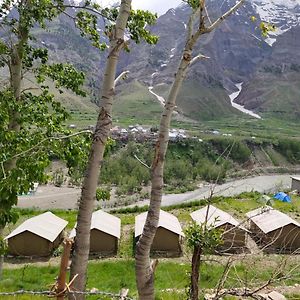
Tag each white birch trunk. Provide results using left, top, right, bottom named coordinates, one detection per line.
left=135, top=1, right=245, bottom=298
left=69, top=1, right=132, bottom=297
left=135, top=47, right=192, bottom=300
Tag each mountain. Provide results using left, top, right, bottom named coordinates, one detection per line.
left=4, top=0, right=300, bottom=123
left=117, top=0, right=300, bottom=121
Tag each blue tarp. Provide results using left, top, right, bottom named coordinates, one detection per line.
left=274, top=192, right=291, bottom=203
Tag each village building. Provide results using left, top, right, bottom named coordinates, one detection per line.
left=246, top=206, right=300, bottom=252
left=191, top=205, right=249, bottom=253
left=135, top=210, right=184, bottom=257
left=70, top=210, right=121, bottom=255
left=5, top=212, right=67, bottom=257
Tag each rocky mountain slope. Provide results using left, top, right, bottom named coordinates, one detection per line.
left=4, top=0, right=300, bottom=122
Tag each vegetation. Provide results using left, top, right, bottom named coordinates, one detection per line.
left=91, top=137, right=300, bottom=198
left=2, top=192, right=300, bottom=299
left=0, top=259, right=299, bottom=299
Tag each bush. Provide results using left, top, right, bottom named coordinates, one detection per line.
left=275, top=139, right=300, bottom=163
left=210, top=138, right=251, bottom=164
left=52, top=168, right=65, bottom=187
left=96, top=187, right=111, bottom=201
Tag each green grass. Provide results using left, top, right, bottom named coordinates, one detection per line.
left=1, top=259, right=299, bottom=299
left=113, top=80, right=163, bottom=126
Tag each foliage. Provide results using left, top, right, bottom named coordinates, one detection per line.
left=183, top=0, right=200, bottom=10
left=75, top=2, right=158, bottom=51
left=96, top=187, right=111, bottom=201
left=0, top=0, right=88, bottom=229
left=210, top=138, right=251, bottom=164
left=275, top=139, right=300, bottom=163
left=185, top=221, right=223, bottom=253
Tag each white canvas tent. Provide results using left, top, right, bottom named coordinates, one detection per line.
left=70, top=210, right=121, bottom=255
left=5, top=212, right=67, bottom=256
left=291, top=176, right=300, bottom=192
left=135, top=210, right=184, bottom=256
left=191, top=205, right=249, bottom=253
left=246, top=206, right=300, bottom=252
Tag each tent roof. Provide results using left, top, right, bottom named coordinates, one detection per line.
left=70, top=210, right=121, bottom=239
left=291, top=176, right=300, bottom=182
left=5, top=212, right=68, bottom=242
left=190, top=205, right=248, bottom=231
left=274, top=192, right=291, bottom=202
left=135, top=210, right=184, bottom=238
left=246, top=206, right=300, bottom=234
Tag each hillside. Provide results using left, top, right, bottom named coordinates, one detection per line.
left=2, top=0, right=300, bottom=130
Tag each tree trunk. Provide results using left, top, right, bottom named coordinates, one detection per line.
left=135, top=45, right=193, bottom=300
left=69, top=1, right=131, bottom=298
left=190, top=246, right=202, bottom=300
left=57, top=239, right=73, bottom=300
left=0, top=227, right=4, bottom=280
left=135, top=1, right=245, bottom=297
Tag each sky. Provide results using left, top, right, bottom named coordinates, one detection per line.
left=97, top=0, right=182, bottom=15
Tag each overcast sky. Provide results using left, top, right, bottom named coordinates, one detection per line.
left=97, top=0, right=182, bottom=15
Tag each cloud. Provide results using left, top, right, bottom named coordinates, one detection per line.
left=132, top=0, right=181, bottom=15
left=96, top=0, right=182, bottom=15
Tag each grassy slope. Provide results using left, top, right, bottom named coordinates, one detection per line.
left=239, top=72, right=300, bottom=121
left=153, top=80, right=241, bottom=121
left=113, top=80, right=163, bottom=126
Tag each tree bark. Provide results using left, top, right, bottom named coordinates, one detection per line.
left=135, top=2, right=245, bottom=298
left=135, top=26, right=196, bottom=298
left=0, top=227, right=4, bottom=280
left=69, top=1, right=132, bottom=298
left=57, top=239, right=73, bottom=300
left=190, top=246, right=202, bottom=300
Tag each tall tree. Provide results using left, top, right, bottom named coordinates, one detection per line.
left=69, top=1, right=158, bottom=296
left=0, top=0, right=86, bottom=278
left=135, top=0, right=245, bottom=299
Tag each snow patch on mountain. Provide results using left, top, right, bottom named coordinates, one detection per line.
left=229, top=83, right=261, bottom=119
left=251, top=0, right=300, bottom=45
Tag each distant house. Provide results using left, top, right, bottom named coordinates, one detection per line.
left=70, top=210, right=121, bottom=256
left=135, top=210, right=184, bottom=257
left=191, top=205, right=249, bottom=253
left=120, top=128, right=128, bottom=134
left=246, top=206, right=300, bottom=252
left=291, top=176, right=300, bottom=192
left=5, top=212, right=67, bottom=257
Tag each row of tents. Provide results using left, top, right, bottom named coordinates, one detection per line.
left=5, top=206, right=300, bottom=257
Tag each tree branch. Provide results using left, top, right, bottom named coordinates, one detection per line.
left=205, top=0, right=245, bottom=33
left=186, top=7, right=200, bottom=41
left=1, top=130, right=92, bottom=165
left=190, top=53, right=210, bottom=66
left=134, top=154, right=150, bottom=169
left=114, top=71, right=129, bottom=86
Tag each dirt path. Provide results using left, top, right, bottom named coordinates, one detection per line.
left=17, top=174, right=295, bottom=210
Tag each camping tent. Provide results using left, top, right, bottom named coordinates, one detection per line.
left=291, top=176, right=300, bottom=192
left=190, top=205, right=249, bottom=253
left=274, top=192, right=291, bottom=203
left=246, top=206, right=300, bottom=252
left=5, top=212, right=67, bottom=256
left=135, top=210, right=184, bottom=256
left=70, top=210, right=121, bottom=255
